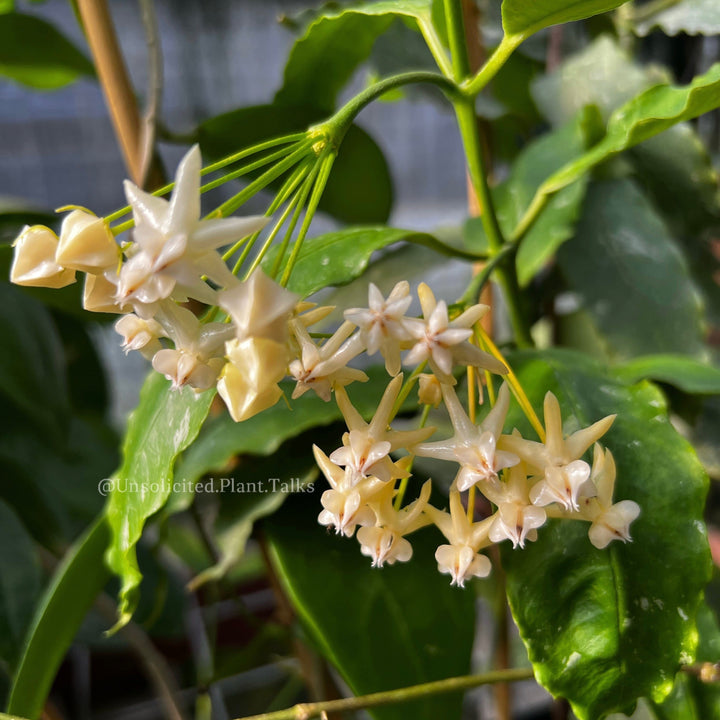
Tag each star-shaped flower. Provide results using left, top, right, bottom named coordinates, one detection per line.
left=424, top=491, right=494, bottom=587
left=500, top=391, right=615, bottom=511
left=114, top=145, right=268, bottom=316
left=414, top=382, right=519, bottom=492
left=403, top=283, right=506, bottom=381
left=330, top=374, right=434, bottom=485
left=344, top=281, right=414, bottom=375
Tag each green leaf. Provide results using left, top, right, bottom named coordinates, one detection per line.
left=0, top=283, right=70, bottom=438
left=634, top=0, right=720, bottom=37
left=535, top=60, right=720, bottom=205
left=614, top=355, right=720, bottom=395
left=651, top=601, right=720, bottom=719
left=198, top=107, right=393, bottom=224
left=501, top=0, right=631, bottom=38
left=0, top=501, right=42, bottom=669
left=276, top=0, right=433, bottom=113
left=264, top=490, right=476, bottom=720
left=0, top=1, right=13, bottom=14
left=557, top=178, right=705, bottom=359
left=264, top=226, right=482, bottom=298
left=504, top=110, right=596, bottom=286
left=105, top=373, right=215, bottom=630
left=0, top=13, right=94, bottom=89
left=8, top=516, right=110, bottom=720
left=501, top=348, right=711, bottom=720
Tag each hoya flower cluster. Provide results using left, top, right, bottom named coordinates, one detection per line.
left=10, top=146, right=639, bottom=588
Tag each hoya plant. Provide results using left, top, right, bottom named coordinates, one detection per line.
left=1, top=0, right=720, bottom=719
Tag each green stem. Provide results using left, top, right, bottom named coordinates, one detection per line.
left=443, top=0, right=471, bottom=80
left=279, top=151, right=336, bottom=287
left=233, top=668, right=534, bottom=720
left=323, top=72, right=461, bottom=142
left=389, top=361, right=428, bottom=423
left=456, top=243, right=515, bottom=308
left=417, top=15, right=453, bottom=77
left=463, top=34, right=523, bottom=96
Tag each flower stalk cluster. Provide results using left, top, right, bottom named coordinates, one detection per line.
left=9, top=142, right=640, bottom=588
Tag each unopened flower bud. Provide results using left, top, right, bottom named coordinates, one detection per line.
left=418, top=373, right=442, bottom=407
left=10, top=225, right=75, bottom=288
left=56, top=210, right=118, bottom=273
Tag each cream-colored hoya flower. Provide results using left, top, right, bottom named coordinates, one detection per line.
left=500, top=392, right=615, bottom=512
left=10, top=225, right=76, bottom=288
left=56, top=209, right=119, bottom=273
left=115, top=314, right=166, bottom=360
left=289, top=319, right=367, bottom=400
left=217, top=336, right=288, bottom=422
left=330, top=374, right=434, bottom=485
left=414, top=383, right=519, bottom=492
left=424, top=491, right=494, bottom=587
left=584, top=445, right=640, bottom=549
left=151, top=301, right=232, bottom=390
left=314, top=445, right=382, bottom=536
left=403, top=283, right=506, bottom=382
left=219, top=269, right=299, bottom=343
left=344, top=281, right=414, bottom=376
left=357, top=480, right=432, bottom=567
left=116, top=145, right=268, bottom=315
left=486, top=463, right=547, bottom=549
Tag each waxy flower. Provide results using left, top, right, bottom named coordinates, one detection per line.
left=424, top=491, right=494, bottom=587
left=344, top=281, right=414, bottom=375
left=403, top=283, right=506, bottom=381
left=357, top=480, right=432, bottom=567
left=500, top=392, right=615, bottom=512
left=115, top=314, right=166, bottom=360
left=584, top=446, right=640, bottom=549
left=487, top=464, right=546, bottom=549
left=314, top=446, right=382, bottom=536
left=219, top=269, right=299, bottom=343
left=56, top=210, right=118, bottom=273
left=115, top=145, right=268, bottom=315
left=10, top=225, right=75, bottom=288
left=330, top=374, right=434, bottom=485
left=152, top=302, right=233, bottom=390
left=414, top=383, right=519, bottom=492
left=289, top=320, right=367, bottom=400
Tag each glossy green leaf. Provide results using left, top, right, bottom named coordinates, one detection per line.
left=532, top=60, right=720, bottom=211
left=105, top=373, right=215, bottom=630
left=501, top=0, right=631, bottom=38
left=634, top=0, right=720, bottom=37
left=0, top=501, right=41, bottom=669
left=8, top=516, right=110, bottom=720
left=264, top=489, right=476, bottom=720
left=502, top=348, right=711, bottom=720
left=503, top=110, right=596, bottom=286
left=264, top=226, right=481, bottom=298
left=0, top=283, right=70, bottom=438
left=651, top=601, right=720, bottom=720
left=198, top=107, right=392, bottom=224
left=276, top=0, right=433, bottom=113
left=557, top=178, right=705, bottom=359
left=614, top=356, right=720, bottom=395
left=0, top=13, right=94, bottom=89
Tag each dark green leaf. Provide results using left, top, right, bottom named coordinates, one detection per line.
left=0, top=501, right=42, bottom=669
left=0, top=283, right=71, bottom=437
left=0, top=13, right=94, bottom=89
left=105, top=373, right=215, bottom=630
left=8, top=516, right=110, bottom=720
left=634, top=0, right=720, bottom=37
left=264, top=489, right=476, bottom=720
left=557, top=178, right=706, bottom=359
left=198, top=108, right=393, bottom=224
left=264, top=226, right=481, bottom=298
left=276, top=0, right=434, bottom=113
left=501, top=0, right=631, bottom=38
left=502, top=348, right=710, bottom=720
left=614, top=356, right=720, bottom=394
